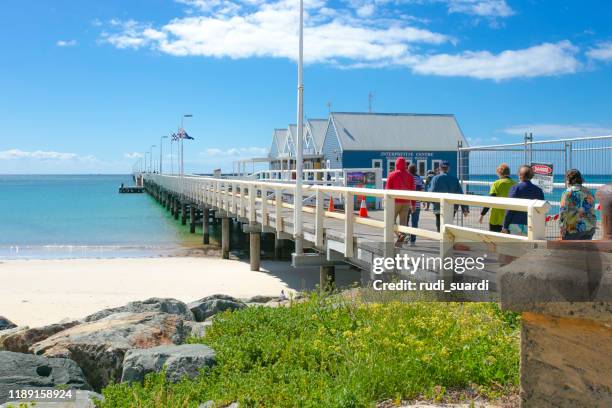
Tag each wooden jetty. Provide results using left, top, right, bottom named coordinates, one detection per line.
left=119, top=186, right=144, bottom=193
left=140, top=173, right=549, bottom=291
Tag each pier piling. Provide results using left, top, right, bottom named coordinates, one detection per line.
left=189, top=205, right=196, bottom=233
left=221, top=218, right=230, bottom=259
left=320, top=266, right=336, bottom=292
left=249, top=230, right=261, bottom=271
left=203, top=208, right=210, bottom=244
left=274, top=236, right=284, bottom=260
left=181, top=203, right=187, bottom=225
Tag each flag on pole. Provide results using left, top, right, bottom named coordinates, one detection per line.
left=171, top=132, right=179, bottom=141
left=178, top=128, right=194, bottom=140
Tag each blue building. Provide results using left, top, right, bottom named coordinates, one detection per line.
left=321, top=112, right=468, bottom=178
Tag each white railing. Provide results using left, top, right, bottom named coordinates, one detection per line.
left=237, top=168, right=383, bottom=188
left=461, top=179, right=604, bottom=190
left=144, top=174, right=550, bottom=260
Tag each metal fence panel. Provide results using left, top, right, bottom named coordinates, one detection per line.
left=457, top=135, right=612, bottom=239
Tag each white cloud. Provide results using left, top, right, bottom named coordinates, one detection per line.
left=504, top=123, right=612, bottom=138
left=101, top=0, right=449, bottom=65
left=124, top=152, right=144, bottom=159
left=99, top=1, right=586, bottom=81
left=445, top=0, right=514, bottom=18
left=56, top=39, right=77, bottom=47
left=586, top=41, right=612, bottom=62
left=0, top=149, right=97, bottom=161
left=412, top=41, right=581, bottom=81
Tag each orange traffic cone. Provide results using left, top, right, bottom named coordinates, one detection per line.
left=359, top=198, right=368, bottom=218
left=328, top=196, right=335, bottom=212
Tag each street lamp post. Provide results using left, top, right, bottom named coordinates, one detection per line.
left=179, top=114, right=193, bottom=176
left=150, top=145, right=157, bottom=173
left=160, top=136, right=168, bottom=174
left=294, top=0, right=305, bottom=255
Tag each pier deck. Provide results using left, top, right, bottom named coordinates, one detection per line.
left=141, top=174, right=549, bottom=291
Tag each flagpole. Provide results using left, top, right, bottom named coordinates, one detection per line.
left=294, top=0, right=304, bottom=255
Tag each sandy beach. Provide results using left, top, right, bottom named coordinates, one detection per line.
left=0, top=257, right=359, bottom=327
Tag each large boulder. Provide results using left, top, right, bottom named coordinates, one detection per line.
left=0, top=351, right=91, bottom=404
left=0, top=327, right=28, bottom=351
left=184, top=320, right=213, bottom=339
left=31, top=312, right=191, bottom=390
left=121, top=344, right=216, bottom=384
left=83, top=297, right=194, bottom=322
left=188, top=294, right=246, bottom=322
left=2, top=321, right=80, bottom=353
left=0, top=317, right=16, bottom=331
left=0, top=390, right=103, bottom=408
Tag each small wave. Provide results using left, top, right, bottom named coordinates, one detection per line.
left=0, top=244, right=183, bottom=260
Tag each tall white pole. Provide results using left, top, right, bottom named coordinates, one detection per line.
left=159, top=136, right=164, bottom=174
left=294, top=0, right=304, bottom=255
left=170, top=140, right=174, bottom=175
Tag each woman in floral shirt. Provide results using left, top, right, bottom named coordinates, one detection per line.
left=559, top=169, right=597, bottom=240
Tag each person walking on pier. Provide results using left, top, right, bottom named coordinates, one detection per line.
left=559, top=169, right=597, bottom=240
left=428, top=161, right=469, bottom=232
left=385, top=157, right=415, bottom=245
left=407, top=164, right=423, bottom=245
left=502, top=165, right=544, bottom=235
left=423, top=170, right=436, bottom=211
left=479, top=163, right=516, bottom=232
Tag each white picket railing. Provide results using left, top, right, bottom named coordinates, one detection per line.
left=236, top=168, right=383, bottom=188
left=144, top=174, right=550, bottom=260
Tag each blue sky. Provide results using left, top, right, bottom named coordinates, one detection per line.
left=1, top=0, right=611, bottom=174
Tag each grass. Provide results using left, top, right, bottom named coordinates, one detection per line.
left=99, top=294, right=520, bottom=408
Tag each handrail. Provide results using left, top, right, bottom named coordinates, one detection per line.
left=142, top=174, right=550, bottom=260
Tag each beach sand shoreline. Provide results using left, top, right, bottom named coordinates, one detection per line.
left=0, top=256, right=360, bottom=327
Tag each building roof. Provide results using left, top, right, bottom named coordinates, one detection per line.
left=285, top=124, right=298, bottom=156
left=306, top=119, right=328, bottom=153
left=270, top=128, right=288, bottom=158
left=328, top=112, right=468, bottom=151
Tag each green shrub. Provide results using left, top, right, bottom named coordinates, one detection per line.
left=99, top=295, right=519, bottom=408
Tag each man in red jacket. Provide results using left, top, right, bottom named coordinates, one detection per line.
left=385, top=157, right=415, bottom=244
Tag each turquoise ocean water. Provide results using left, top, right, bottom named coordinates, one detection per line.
left=0, top=175, right=198, bottom=259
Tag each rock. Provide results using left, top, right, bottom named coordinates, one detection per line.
left=0, top=351, right=91, bottom=404
left=263, top=299, right=292, bottom=308
left=31, top=312, right=190, bottom=391
left=188, top=295, right=246, bottom=321
left=121, top=344, right=216, bottom=383
left=0, top=326, right=29, bottom=351
left=83, top=297, right=194, bottom=322
left=0, top=390, right=103, bottom=408
left=2, top=321, right=80, bottom=353
left=245, top=295, right=277, bottom=304
left=198, top=402, right=239, bottom=408
left=184, top=320, right=213, bottom=338
left=0, top=317, right=16, bottom=331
